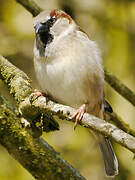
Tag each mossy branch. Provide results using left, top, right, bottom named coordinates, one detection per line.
left=16, top=0, right=135, bottom=108
left=0, top=94, right=85, bottom=180
left=0, top=55, right=59, bottom=135
left=20, top=96, right=135, bottom=154
left=1, top=55, right=135, bottom=154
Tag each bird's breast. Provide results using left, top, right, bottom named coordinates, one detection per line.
left=34, top=54, right=104, bottom=111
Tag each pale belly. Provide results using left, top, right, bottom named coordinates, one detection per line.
left=34, top=57, right=104, bottom=111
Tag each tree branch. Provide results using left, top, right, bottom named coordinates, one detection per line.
left=16, top=0, right=42, bottom=16
left=105, top=69, right=135, bottom=107
left=19, top=97, right=135, bottom=154
left=16, top=0, right=135, bottom=108
left=0, top=94, right=86, bottom=180
left=0, top=55, right=135, bottom=154
left=105, top=111, right=135, bottom=137
left=0, top=55, right=59, bottom=136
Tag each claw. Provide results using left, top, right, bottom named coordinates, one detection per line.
left=71, top=104, right=87, bottom=130
left=29, top=89, right=45, bottom=104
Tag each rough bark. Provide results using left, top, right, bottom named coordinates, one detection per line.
left=0, top=94, right=86, bottom=180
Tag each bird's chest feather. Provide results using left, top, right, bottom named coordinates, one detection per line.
left=34, top=54, right=103, bottom=110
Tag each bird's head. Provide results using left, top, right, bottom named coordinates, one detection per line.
left=33, top=9, right=76, bottom=50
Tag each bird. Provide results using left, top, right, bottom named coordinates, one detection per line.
left=33, top=9, right=118, bottom=177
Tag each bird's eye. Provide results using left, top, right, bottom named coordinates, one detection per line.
left=41, top=17, right=56, bottom=26
left=49, top=17, right=56, bottom=23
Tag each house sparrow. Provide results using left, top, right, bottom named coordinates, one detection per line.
left=33, top=9, right=118, bottom=177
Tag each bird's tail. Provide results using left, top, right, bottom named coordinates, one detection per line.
left=98, top=135, right=118, bottom=177
left=89, top=100, right=118, bottom=177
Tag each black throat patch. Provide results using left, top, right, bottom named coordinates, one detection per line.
left=35, top=17, right=56, bottom=56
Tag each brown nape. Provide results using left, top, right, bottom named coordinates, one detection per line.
left=77, top=26, right=89, bottom=37
left=50, top=9, right=72, bottom=24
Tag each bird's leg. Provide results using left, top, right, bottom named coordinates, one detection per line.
left=72, top=104, right=87, bottom=130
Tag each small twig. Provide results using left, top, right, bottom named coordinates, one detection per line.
left=16, top=0, right=42, bottom=17
left=105, top=69, right=135, bottom=107
left=105, top=112, right=135, bottom=137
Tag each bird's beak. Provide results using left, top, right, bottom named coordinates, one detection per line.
left=34, top=23, right=46, bottom=34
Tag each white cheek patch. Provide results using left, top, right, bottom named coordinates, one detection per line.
left=50, top=18, right=71, bottom=36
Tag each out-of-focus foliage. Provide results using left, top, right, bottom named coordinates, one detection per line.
left=0, top=0, right=135, bottom=179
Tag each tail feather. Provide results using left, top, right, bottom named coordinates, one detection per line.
left=89, top=101, right=118, bottom=177
left=99, top=137, right=118, bottom=177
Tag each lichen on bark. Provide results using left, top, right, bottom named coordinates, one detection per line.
left=0, top=94, right=86, bottom=180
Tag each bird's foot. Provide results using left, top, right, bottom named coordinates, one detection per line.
left=29, top=89, right=46, bottom=104
left=71, top=104, right=87, bottom=130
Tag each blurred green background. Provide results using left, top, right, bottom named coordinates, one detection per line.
left=0, top=0, right=135, bottom=179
